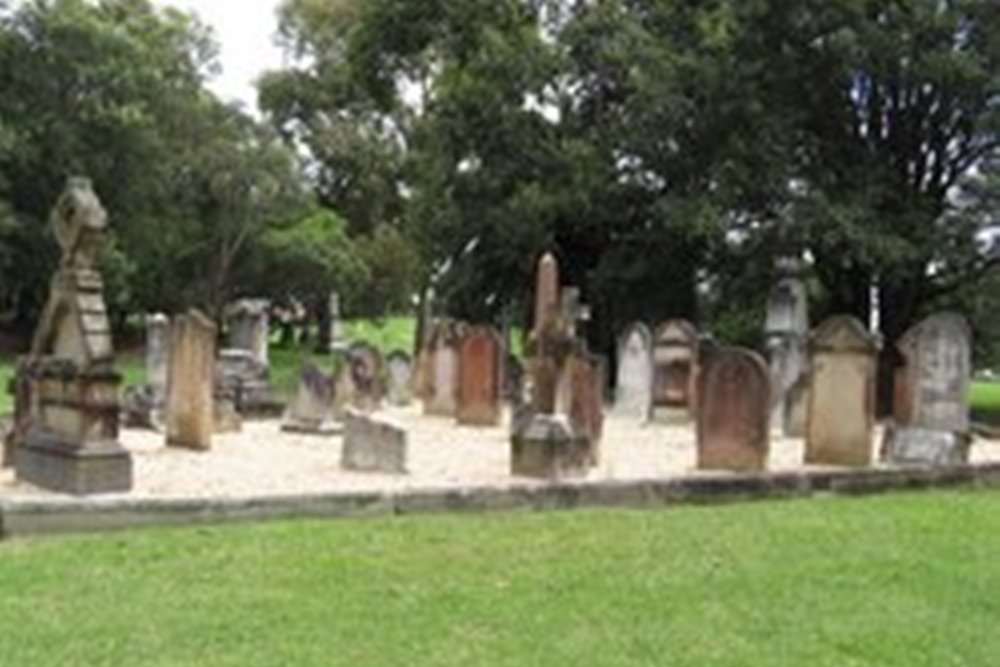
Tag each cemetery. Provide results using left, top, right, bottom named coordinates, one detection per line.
left=0, top=0, right=999, bottom=665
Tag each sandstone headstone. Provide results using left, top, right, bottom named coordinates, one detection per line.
left=652, top=319, right=699, bottom=421
left=532, top=252, right=560, bottom=340
left=14, top=178, right=132, bottom=493
left=166, top=310, right=217, bottom=450
left=568, top=351, right=605, bottom=465
left=614, top=323, right=653, bottom=420
left=765, top=271, right=809, bottom=434
left=341, top=410, right=407, bottom=474
left=696, top=347, right=770, bottom=472
left=386, top=350, right=413, bottom=407
left=332, top=358, right=357, bottom=421
left=457, top=327, right=503, bottom=426
left=511, top=414, right=591, bottom=480
left=805, top=316, right=880, bottom=466
left=282, top=364, right=338, bottom=434
left=424, top=322, right=462, bottom=417
left=349, top=343, right=384, bottom=412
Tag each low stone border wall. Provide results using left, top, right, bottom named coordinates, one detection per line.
left=4, top=462, right=1000, bottom=539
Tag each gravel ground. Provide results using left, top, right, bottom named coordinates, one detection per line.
left=2, top=405, right=998, bottom=500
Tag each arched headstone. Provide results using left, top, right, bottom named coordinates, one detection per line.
left=614, top=323, right=653, bottom=420
left=652, top=319, right=699, bottom=421
left=457, top=327, right=504, bottom=426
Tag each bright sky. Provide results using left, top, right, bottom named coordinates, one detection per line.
left=155, top=0, right=285, bottom=112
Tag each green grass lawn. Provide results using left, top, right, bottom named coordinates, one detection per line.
left=0, top=491, right=998, bottom=666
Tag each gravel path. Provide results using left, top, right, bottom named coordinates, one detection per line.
left=2, top=406, right=998, bottom=500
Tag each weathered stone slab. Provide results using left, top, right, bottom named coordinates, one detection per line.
left=424, top=322, right=462, bottom=417
left=341, top=410, right=407, bottom=474
left=765, top=273, right=809, bottom=434
left=532, top=252, right=560, bottom=340
left=511, top=414, right=591, bottom=480
left=805, top=316, right=880, bottom=466
left=226, top=299, right=270, bottom=368
left=696, top=347, right=770, bottom=472
left=457, top=327, right=503, bottom=426
left=614, top=323, right=653, bottom=420
left=884, top=427, right=970, bottom=466
left=282, top=364, right=339, bottom=435
left=165, top=310, right=216, bottom=450
left=349, top=343, right=384, bottom=413
left=567, top=351, right=605, bottom=461
left=386, top=350, right=413, bottom=407
left=652, top=319, right=699, bottom=421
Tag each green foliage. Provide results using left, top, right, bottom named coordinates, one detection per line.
left=2, top=492, right=1000, bottom=665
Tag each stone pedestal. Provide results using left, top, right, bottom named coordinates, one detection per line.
left=511, top=414, right=591, bottom=480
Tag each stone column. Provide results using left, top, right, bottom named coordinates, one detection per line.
left=145, top=313, right=171, bottom=397
left=166, top=310, right=217, bottom=450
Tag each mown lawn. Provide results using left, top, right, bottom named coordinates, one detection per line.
left=0, top=491, right=998, bottom=667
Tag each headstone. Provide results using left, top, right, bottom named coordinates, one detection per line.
left=145, top=313, right=171, bottom=394
left=567, top=351, right=605, bottom=464
left=884, top=313, right=972, bottom=465
left=165, top=310, right=217, bottom=450
left=332, top=358, right=357, bottom=421
left=14, top=178, right=132, bottom=493
left=652, top=319, right=699, bottom=421
left=349, top=342, right=384, bottom=412
left=226, top=299, right=270, bottom=368
left=282, top=363, right=339, bottom=434
left=386, top=350, right=414, bottom=407
left=696, top=347, right=770, bottom=472
left=532, top=252, right=560, bottom=340
left=764, top=268, right=809, bottom=434
left=805, top=316, right=880, bottom=466
left=457, top=327, right=504, bottom=426
left=341, top=410, right=407, bottom=474
left=215, top=349, right=277, bottom=419
left=424, top=322, right=462, bottom=417
left=511, top=414, right=591, bottom=480
left=614, top=323, right=653, bottom=420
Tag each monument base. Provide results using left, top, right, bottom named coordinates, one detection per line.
left=281, top=418, right=342, bottom=436
left=883, top=427, right=970, bottom=466
left=16, top=432, right=133, bottom=495
left=511, top=415, right=592, bottom=480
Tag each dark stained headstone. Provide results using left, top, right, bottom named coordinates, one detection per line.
left=348, top=342, right=384, bottom=413
left=282, top=363, right=338, bottom=434
left=652, top=319, right=699, bottom=421
left=805, top=316, right=880, bottom=466
left=457, top=327, right=504, bottom=426
left=696, top=347, right=770, bottom=472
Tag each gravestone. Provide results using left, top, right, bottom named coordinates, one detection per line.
left=764, top=267, right=809, bottom=434
left=386, top=350, right=413, bottom=407
left=14, top=178, right=133, bottom=493
left=652, top=320, right=699, bottom=421
left=805, top=316, right=880, bottom=466
left=511, top=414, right=591, bottom=480
left=457, top=327, right=503, bottom=426
left=568, top=351, right=605, bottom=464
left=226, top=299, right=269, bottom=368
left=282, top=363, right=338, bottom=434
left=349, top=343, right=384, bottom=413
left=614, top=323, right=653, bottom=420
left=885, top=313, right=972, bottom=465
left=341, top=410, right=408, bottom=474
left=166, top=310, right=217, bottom=450
left=532, top=253, right=560, bottom=340
left=696, top=347, right=770, bottom=472
left=121, top=313, right=171, bottom=429
left=327, top=291, right=347, bottom=352
left=332, top=358, right=357, bottom=421
left=424, top=322, right=462, bottom=417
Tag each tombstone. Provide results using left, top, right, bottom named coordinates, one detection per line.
left=121, top=314, right=172, bottom=430
left=424, top=322, right=462, bottom=417
left=165, top=310, right=217, bottom=450
left=614, top=323, right=653, bottom=420
left=696, top=347, right=770, bottom=472
left=215, top=349, right=277, bottom=419
left=226, top=299, right=270, bottom=368
left=341, top=410, right=408, bottom=474
left=651, top=320, right=699, bottom=421
left=511, top=414, right=591, bottom=480
left=332, top=359, right=357, bottom=421
left=457, top=327, right=504, bottom=427
left=349, top=342, right=384, bottom=412
left=532, top=252, right=560, bottom=339
left=764, top=268, right=809, bottom=434
left=281, top=364, right=338, bottom=434
left=567, top=351, right=605, bottom=464
left=14, top=178, right=132, bottom=493
left=386, top=350, right=414, bottom=407
left=884, top=313, right=972, bottom=465
left=805, top=316, right=880, bottom=466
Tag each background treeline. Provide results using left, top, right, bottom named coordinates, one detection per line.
left=0, top=0, right=998, bottom=367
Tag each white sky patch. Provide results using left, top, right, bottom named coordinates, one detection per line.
left=154, top=0, right=285, bottom=112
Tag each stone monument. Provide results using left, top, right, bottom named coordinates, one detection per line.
left=282, top=363, right=339, bottom=435
left=651, top=319, right=699, bottom=422
left=805, top=316, right=880, bottom=466
left=457, top=327, right=503, bottom=427
left=764, top=263, right=809, bottom=435
left=165, top=310, right=217, bottom=450
left=14, top=177, right=133, bottom=494
left=614, top=323, right=653, bottom=420
left=386, top=350, right=413, bottom=407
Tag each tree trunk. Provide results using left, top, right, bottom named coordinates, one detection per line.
left=314, top=295, right=332, bottom=354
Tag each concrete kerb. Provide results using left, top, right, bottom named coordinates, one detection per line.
left=4, top=461, right=1000, bottom=540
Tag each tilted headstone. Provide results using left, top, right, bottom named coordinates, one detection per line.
left=764, top=271, right=809, bottom=434
left=14, top=177, right=133, bottom=494
left=614, top=323, right=653, bottom=420
left=457, top=327, right=504, bottom=427
left=386, top=350, right=413, bottom=407
left=166, top=310, right=217, bottom=450
left=652, top=319, right=699, bottom=421
left=805, top=316, right=880, bottom=466
left=282, top=363, right=338, bottom=434
left=341, top=410, right=408, bottom=474
left=696, top=347, right=770, bottom=472
left=885, top=313, right=972, bottom=464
